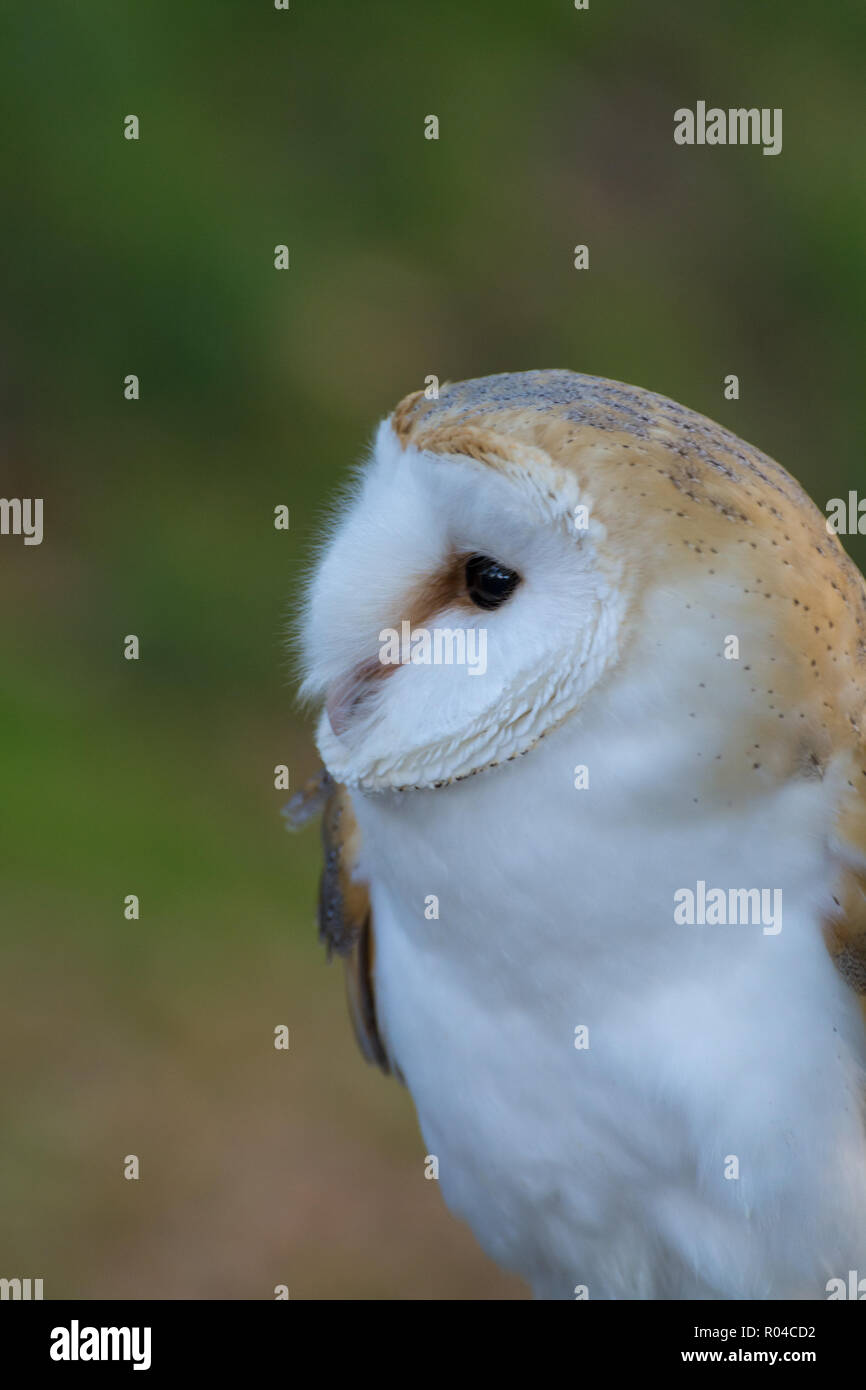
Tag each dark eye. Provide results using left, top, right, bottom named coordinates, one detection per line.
left=465, top=554, right=521, bottom=611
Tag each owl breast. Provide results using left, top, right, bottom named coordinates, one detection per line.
left=348, top=612, right=866, bottom=1299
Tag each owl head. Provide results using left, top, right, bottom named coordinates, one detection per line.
left=300, top=370, right=865, bottom=794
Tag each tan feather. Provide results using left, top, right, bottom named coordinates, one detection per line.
left=317, top=777, right=391, bottom=1073
left=827, top=748, right=866, bottom=1025
left=283, top=767, right=391, bottom=1071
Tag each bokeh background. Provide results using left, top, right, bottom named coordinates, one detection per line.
left=2, top=0, right=864, bottom=1298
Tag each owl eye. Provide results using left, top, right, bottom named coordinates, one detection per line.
left=465, top=554, right=521, bottom=611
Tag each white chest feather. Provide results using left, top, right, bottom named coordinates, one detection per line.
left=350, top=668, right=866, bottom=1299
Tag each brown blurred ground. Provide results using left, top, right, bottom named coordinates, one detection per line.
left=0, top=923, right=525, bottom=1299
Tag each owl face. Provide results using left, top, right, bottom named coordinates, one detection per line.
left=302, top=368, right=866, bottom=798
left=301, top=417, right=629, bottom=791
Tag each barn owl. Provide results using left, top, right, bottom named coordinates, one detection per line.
left=289, top=370, right=866, bottom=1300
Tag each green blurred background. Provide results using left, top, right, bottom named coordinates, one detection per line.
left=1, top=0, right=863, bottom=1298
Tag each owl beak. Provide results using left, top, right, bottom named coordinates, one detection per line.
left=326, top=658, right=383, bottom=736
